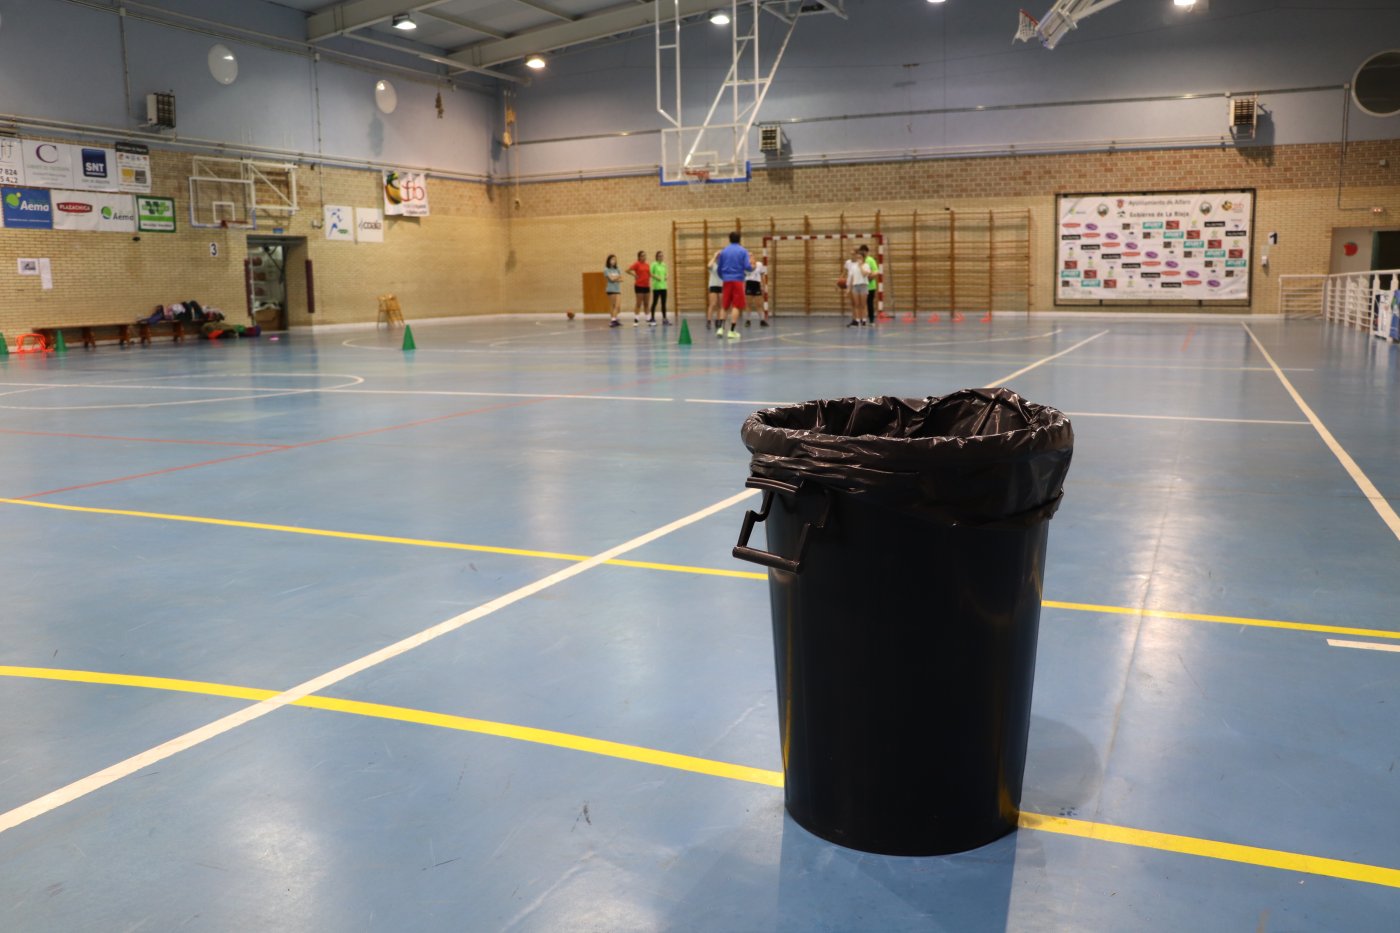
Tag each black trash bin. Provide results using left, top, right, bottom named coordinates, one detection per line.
left=732, top=389, right=1073, bottom=856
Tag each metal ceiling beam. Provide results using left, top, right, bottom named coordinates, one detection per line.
left=448, top=0, right=717, bottom=69
left=306, top=0, right=455, bottom=42
left=418, top=8, right=508, bottom=40
left=337, top=31, right=527, bottom=82
left=502, top=0, right=576, bottom=23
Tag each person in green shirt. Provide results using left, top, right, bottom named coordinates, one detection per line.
left=648, top=250, right=670, bottom=325
left=860, top=244, right=880, bottom=323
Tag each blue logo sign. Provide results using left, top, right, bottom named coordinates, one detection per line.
left=81, top=148, right=109, bottom=180
left=2, top=187, right=54, bottom=229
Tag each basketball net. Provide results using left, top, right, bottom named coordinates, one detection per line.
left=1014, top=9, right=1040, bottom=43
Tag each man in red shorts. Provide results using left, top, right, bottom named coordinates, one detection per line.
left=715, top=231, right=754, bottom=341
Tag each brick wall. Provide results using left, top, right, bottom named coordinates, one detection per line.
left=502, top=139, right=1400, bottom=316
left=4, top=137, right=1398, bottom=336
left=0, top=143, right=507, bottom=339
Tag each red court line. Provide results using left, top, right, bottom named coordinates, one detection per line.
left=17, top=356, right=756, bottom=499
left=1181, top=325, right=1196, bottom=351
left=0, top=428, right=289, bottom=450
left=17, top=396, right=553, bottom=499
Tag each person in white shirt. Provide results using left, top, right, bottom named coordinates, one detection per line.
left=844, top=249, right=868, bottom=326
left=744, top=260, right=769, bottom=327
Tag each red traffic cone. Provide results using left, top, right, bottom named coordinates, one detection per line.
left=927, top=312, right=941, bottom=322
left=981, top=311, right=994, bottom=323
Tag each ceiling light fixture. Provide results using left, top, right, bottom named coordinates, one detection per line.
left=710, top=11, right=731, bottom=26
left=525, top=54, right=547, bottom=70
left=1173, top=0, right=1196, bottom=8
left=392, top=13, right=417, bottom=30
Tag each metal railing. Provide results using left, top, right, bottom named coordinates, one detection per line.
left=1278, top=275, right=1326, bottom=319
left=1280, top=269, right=1400, bottom=332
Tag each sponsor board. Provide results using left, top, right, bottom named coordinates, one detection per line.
left=324, top=204, right=354, bottom=242
left=383, top=170, right=428, bottom=216
left=136, top=196, right=176, bottom=233
left=2, top=186, right=54, bottom=229
left=51, top=190, right=136, bottom=232
left=355, top=206, right=384, bottom=243
left=1057, top=190, right=1253, bottom=302
left=116, top=143, right=152, bottom=194
left=0, top=137, right=23, bottom=187
left=22, top=141, right=76, bottom=188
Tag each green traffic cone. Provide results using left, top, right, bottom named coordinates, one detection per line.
left=0, top=333, right=8, bottom=357
left=677, top=319, right=692, bottom=346
left=402, top=324, right=416, bottom=351
left=54, top=330, right=68, bottom=353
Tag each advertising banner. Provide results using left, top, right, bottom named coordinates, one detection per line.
left=355, top=207, right=384, bottom=242
left=324, top=204, right=354, bottom=242
left=0, top=138, right=23, bottom=187
left=116, top=142, right=152, bottom=194
left=383, top=170, right=428, bottom=216
left=136, top=196, right=176, bottom=232
left=22, top=141, right=76, bottom=188
left=1056, top=190, right=1254, bottom=303
left=2, top=187, right=54, bottom=229
left=76, top=146, right=120, bottom=192
left=51, top=190, right=137, bottom=232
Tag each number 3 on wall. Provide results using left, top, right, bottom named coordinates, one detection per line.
left=209, top=242, right=219, bottom=258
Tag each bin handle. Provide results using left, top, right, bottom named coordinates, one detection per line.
left=732, top=478, right=831, bottom=574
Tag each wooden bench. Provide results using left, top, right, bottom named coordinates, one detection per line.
left=34, top=321, right=187, bottom=349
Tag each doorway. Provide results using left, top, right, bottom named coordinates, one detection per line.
left=1373, top=230, right=1400, bottom=271
left=246, top=236, right=309, bottom=329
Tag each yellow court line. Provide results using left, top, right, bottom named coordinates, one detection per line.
left=0, top=665, right=780, bottom=788
left=1018, top=812, right=1400, bottom=890
left=5, top=498, right=1398, bottom=640
left=3, top=663, right=1398, bottom=889
left=1042, top=600, right=1400, bottom=642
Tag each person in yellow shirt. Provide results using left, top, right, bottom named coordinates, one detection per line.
left=860, top=244, right=880, bottom=324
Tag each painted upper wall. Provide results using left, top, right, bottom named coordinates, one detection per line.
left=0, top=0, right=498, bottom=177
left=509, top=0, right=1400, bottom=178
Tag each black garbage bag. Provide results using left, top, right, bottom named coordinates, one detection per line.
left=734, top=388, right=1074, bottom=855
left=740, top=387, right=1073, bottom=527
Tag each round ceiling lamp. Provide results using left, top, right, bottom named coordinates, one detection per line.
left=375, top=79, right=398, bottom=114
left=208, top=44, right=239, bottom=85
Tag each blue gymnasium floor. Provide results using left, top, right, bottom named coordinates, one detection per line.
left=0, top=313, right=1397, bottom=932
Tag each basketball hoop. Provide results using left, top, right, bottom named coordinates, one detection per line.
left=683, top=168, right=711, bottom=192
left=1014, top=8, right=1040, bottom=43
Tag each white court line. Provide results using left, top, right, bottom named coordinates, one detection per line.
left=776, top=329, right=1064, bottom=353
left=1243, top=324, right=1400, bottom=543
left=1326, top=639, right=1400, bottom=654
left=0, top=488, right=760, bottom=836
left=987, top=330, right=1109, bottom=386
left=1067, top=412, right=1308, bottom=426
left=321, top=389, right=674, bottom=402
left=685, top=398, right=788, bottom=406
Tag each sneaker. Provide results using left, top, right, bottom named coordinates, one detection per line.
left=847, top=320, right=859, bottom=327
left=649, top=320, right=657, bottom=327
left=663, top=319, right=671, bottom=326
left=859, top=320, right=868, bottom=326
left=726, top=330, right=741, bottom=341
left=610, top=320, right=621, bottom=328
left=745, top=319, right=751, bottom=327
left=760, top=319, right=769, bottom=327
left=633, top=318, right=640, bottom=326
left=716, top=327, right=725, bottom=338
